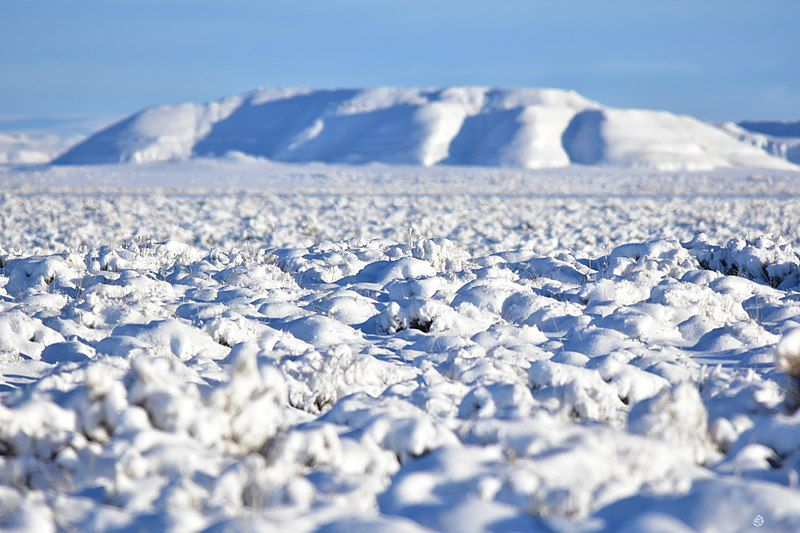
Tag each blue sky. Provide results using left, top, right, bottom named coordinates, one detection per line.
left=1, top=0, right=798, bottom=124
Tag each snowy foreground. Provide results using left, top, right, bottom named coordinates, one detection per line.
left=3, top=165, right=800, bottom=531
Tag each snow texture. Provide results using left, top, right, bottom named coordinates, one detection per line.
left=2, top=167, right=800, bottom=531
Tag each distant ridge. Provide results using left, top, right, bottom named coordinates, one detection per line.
left=739, top=120, right=800, bottom=138
left=723, top=120, right=800, bottom=165
left=54, top=87, right=795, bottom=171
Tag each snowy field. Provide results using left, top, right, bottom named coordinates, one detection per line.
left=3, top=162, right=800, bottom=531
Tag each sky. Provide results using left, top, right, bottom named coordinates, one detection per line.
left=1, top=0, right=799, bottom=126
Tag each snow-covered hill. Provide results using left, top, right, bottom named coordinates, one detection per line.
left=723, top=120, right=800, bottom=165
left=53, top=87, right=795, bottom=170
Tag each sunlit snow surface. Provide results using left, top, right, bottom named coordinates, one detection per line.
left=2, top=162, right=800, bottom=531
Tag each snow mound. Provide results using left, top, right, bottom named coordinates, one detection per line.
left=53, top=87, right=794, bottom=170
left=687, top=234, right=800, bottom=289
left=3, top=186, right=800, bottom=529
left=1, top=227, right=800, bottom=529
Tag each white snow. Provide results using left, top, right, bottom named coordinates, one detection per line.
left=722, top=121, right=800, bottom=165
left=1, top=164, right=800, bottom=530
left=564, top=108, right=794, bottom=171
left=52, top=87, right=795, bottom=171
left=0, top=131, right=75, bottom=165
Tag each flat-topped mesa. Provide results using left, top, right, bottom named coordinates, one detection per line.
left=53, top=87, right=794, bottom=170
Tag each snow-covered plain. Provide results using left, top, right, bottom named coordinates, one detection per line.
left=3, top=162, right=800, bottom=531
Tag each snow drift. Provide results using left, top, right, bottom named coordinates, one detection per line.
left=53, top=87, right=794, bottom=171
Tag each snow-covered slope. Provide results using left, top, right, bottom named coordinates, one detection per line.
left=53, top=87, right=795, bottom=170
left=723, top=121, right=800, bottom=165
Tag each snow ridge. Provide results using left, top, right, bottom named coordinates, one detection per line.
left=53, top=87, right=794, bottom=170
left=723, top=121, right=800, bottom=165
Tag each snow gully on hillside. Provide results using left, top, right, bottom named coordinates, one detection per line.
left=53, top=87, right=795, bottom=171
left=3, top=206, right=800, bottom=529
